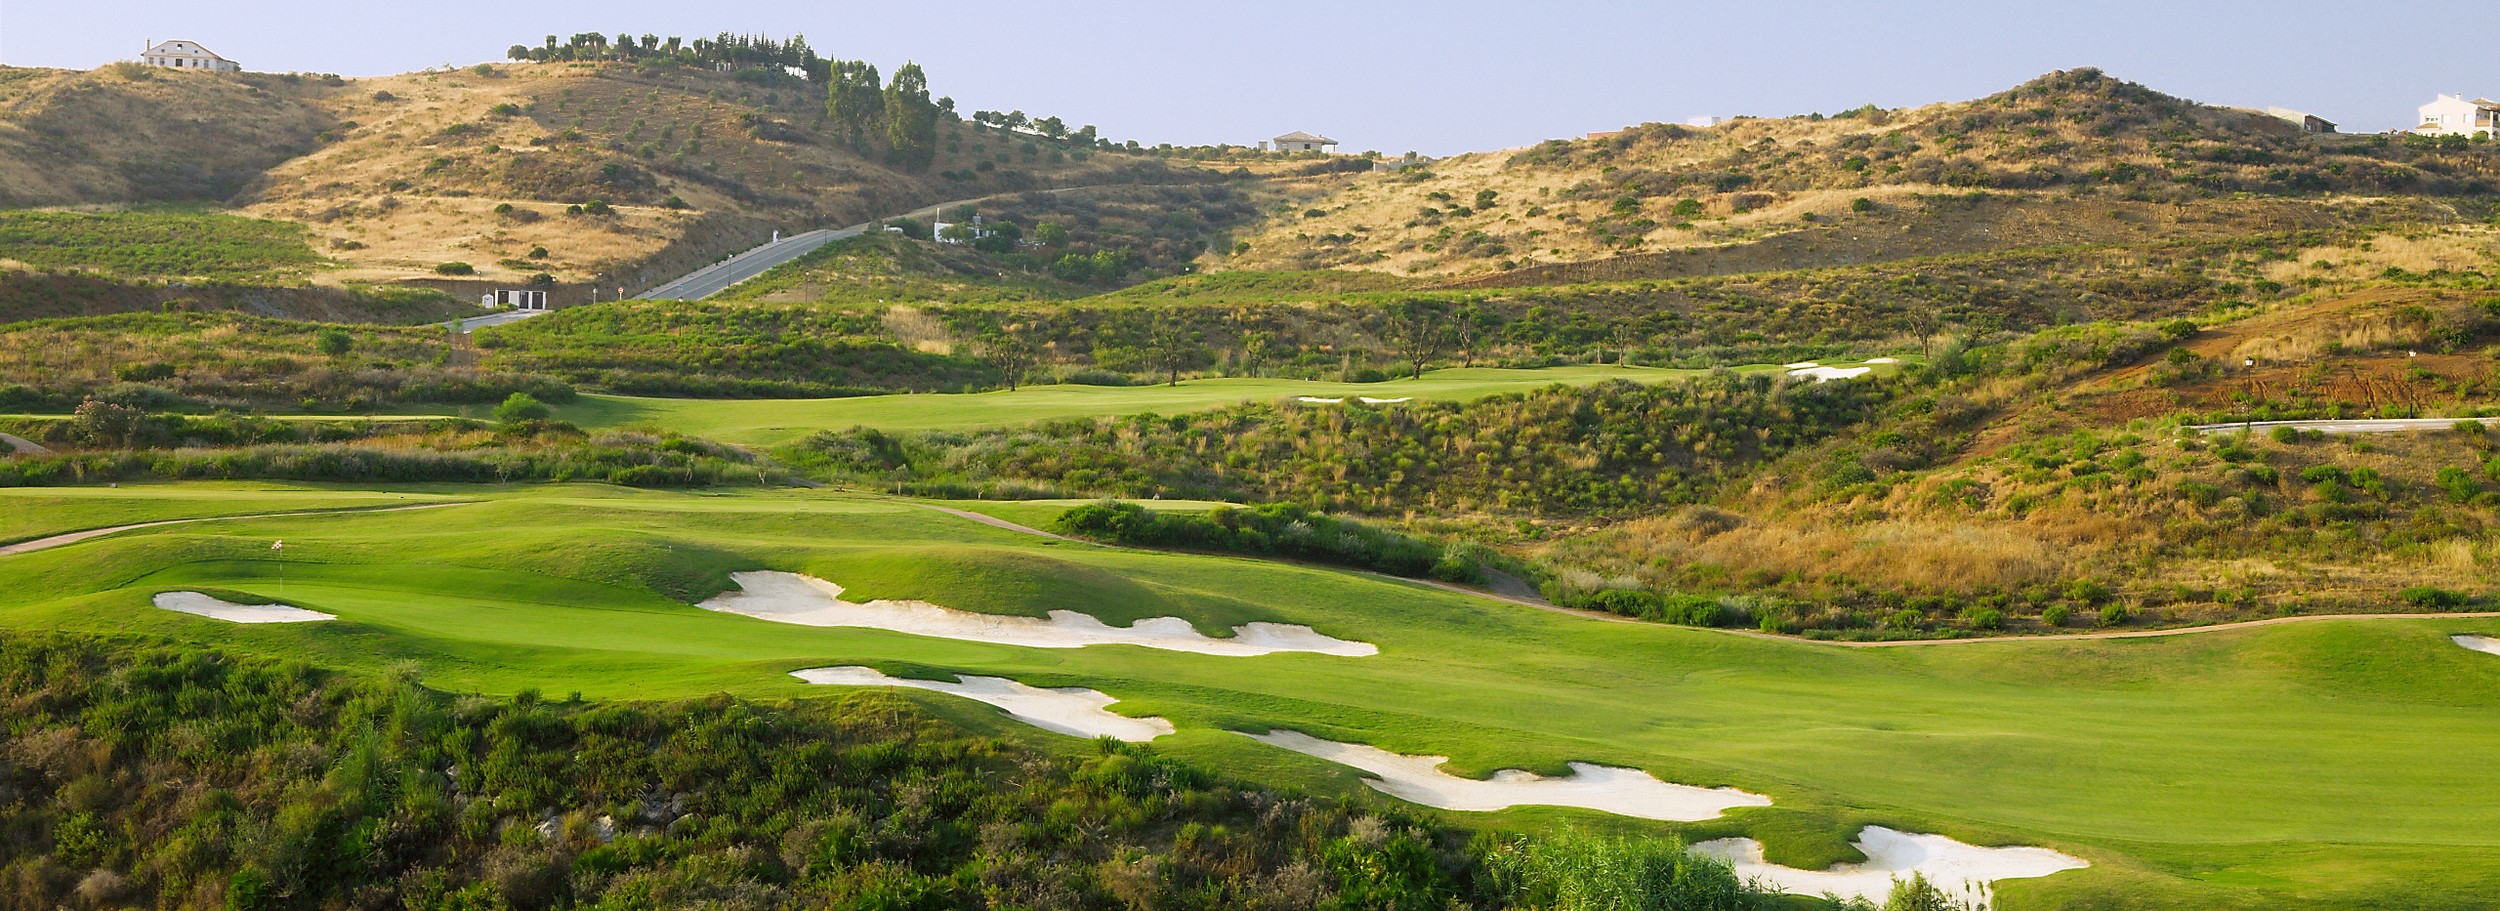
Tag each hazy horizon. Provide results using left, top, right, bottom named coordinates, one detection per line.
left=5, top=1, right=2495, bottom=155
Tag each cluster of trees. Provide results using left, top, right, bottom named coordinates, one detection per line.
left=967, top=110, right=1099, bottom=146
left=0, top=633, right=1898, bottom=911
left=506, top=32, right=830, bottom=82
left=780, top=375, right=1897, bottom=517
left=824, top=61, right=948, bottom=169
left=1053, top=500, right=1488, bottom=581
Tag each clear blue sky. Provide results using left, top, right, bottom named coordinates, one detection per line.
left=5, top=1, right=2493, bottom=154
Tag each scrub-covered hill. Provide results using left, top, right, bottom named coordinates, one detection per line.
left=1224, top=68, right=2498, bottom=281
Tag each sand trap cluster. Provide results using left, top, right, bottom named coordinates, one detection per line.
left=152, top=591, right=335, bottom=624
left=1788, top=365, right=1874, bottom=382
left=2454, top=634, right=2500, bottom=656
left=1245, top=729, right=1770, bottom=821
left=791, top=666, right=1175, bottom=741
left=701, top=572, right=1377, bottom=656
left=1691, top=826, right=2087, bottom=904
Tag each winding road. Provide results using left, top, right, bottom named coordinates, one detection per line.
left=636, top=184, right=1197, bottom=301
left=2190, top=417, right=2500, bottom=435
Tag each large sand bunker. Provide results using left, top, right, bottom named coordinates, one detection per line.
left=1788, top=365, right=1873, bottom=382
left=1244, top=729, right=1769, bottom=821
left=152, top=591, right=335, bottom=624
left=791, top=666, right=1174, bottom=741
left=1691, top=826, right=2088, bottom=904
left=701, top=571, right=1376, bottom=656
left=2454, top=634, right=2500, bottom=656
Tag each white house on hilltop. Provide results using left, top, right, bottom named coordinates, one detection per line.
left=141, top=39, right=240, bottom=72
left=1271, top=131, right=1338, bottom=153
left=2416, top=94, right=2500, bottom=137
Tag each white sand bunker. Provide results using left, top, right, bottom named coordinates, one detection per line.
left=152, top=591, right=335, bottom=624
left=2454, top=634, right=2500, bottom=656
left=702, top=572, right=1376, bottom=656
left=1691, top=826, right=2087, bottom=904
left=1788, top=365, right=1873, bottom=382
left=1245, top=729, right=1770, bottom=821
left=1296, top=396, right=1345, bottom=404
left=1358, top=396, right=1413, bottom=404
left=1866, top=357, right=1901, bottom=364
left=791, top=666, right=1174, bottom=741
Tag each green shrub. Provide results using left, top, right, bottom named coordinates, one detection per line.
left=2399, top=586, right=2469, bottom=609
left=2041, top=604, right=2072, bottom=627
left=435, top=261, right=476, bottom=276
left=2269, top=425, right=2300, bottom=444
left=2097, top=604, right=2130, bottom=627
left=492, top=392, right=550, bottom=424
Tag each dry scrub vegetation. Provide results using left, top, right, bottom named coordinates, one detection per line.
left=1223, top=68, right=2500, bottom=281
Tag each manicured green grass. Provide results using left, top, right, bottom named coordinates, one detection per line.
left=1, top=482, right=2494, bottom=909
left=550, top=363, right=1879, bottom=444
left=0, top=482, right=471, bottom=544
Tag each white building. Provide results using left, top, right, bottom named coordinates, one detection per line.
left=141, top=39, right=240, bottom=72
left=1272, top=131, right=1338, bottom=153
left=2415, top=94, right=2500, bottom=137
left=2263, top=107, right=2336, bottom=134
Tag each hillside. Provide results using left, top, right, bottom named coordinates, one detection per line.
left=0, top=56, right=1243, bottom=315
left=1223, top=69, right=2500, bottom=282
left=0, top=64, right=335, bottom=206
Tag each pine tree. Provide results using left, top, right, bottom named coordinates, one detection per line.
left=883, top=63, right=939, bottom=172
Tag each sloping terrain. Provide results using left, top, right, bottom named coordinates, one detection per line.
left=1224, top=68, right=2500, bottom=281
left=0, top=64, right=335, bottom=206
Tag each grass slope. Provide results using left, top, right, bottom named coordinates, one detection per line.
left=548, top=362, right=1885, bottom=443
left=1, top=483, right=2495, bottom=910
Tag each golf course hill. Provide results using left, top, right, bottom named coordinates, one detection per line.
left=0, top=46, right=1245, bottom=319
left=1222, top=67, right=2494, bottom=283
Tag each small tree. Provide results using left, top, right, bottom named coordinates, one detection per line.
left=493, top=392, right=550, bottom=425
left=1240, top=330, right=1275, bottom=378
left=1381, top=299, right=1451, bottom=379
left=71, top=398, right=151, bottom=449
left=1032, top=221, right=1071, bottom=247
left=978, top=325, right=1042, bottom=391
left=315, top=329, right=354, bottom=357
left=1144, top=316, right=1207, bottom=386
left=1450, top=303, right=1499, bottom=367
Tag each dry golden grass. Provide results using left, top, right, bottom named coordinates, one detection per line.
left=2261, top=225, right=2500, bottom=286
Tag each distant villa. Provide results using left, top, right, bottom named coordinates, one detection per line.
left=1270, top=131, right=1338, bottom=153
left=140, top=39, right=240, bottom=72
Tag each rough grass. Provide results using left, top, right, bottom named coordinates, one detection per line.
left=0, top=209, right=326, bottom=280
left=1, top=482, right=2497, bottom=910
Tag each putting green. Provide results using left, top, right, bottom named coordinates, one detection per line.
left=1, top=482, right=2494, bottom=910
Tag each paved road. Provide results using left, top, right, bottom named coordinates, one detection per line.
left=2189, top=417, right=2500, bottom=435
left=635, top=185, right=1190, bottom=301
left=450, top=309, right=549, bottom=333
left=638, top=227, right=862, bottom=301
left=0, top=432, right=50, bottom=456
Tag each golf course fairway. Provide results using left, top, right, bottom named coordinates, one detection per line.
left=3, top=482, right=2495, bottom=910
left=546, top=362, right=1880, bottom=443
